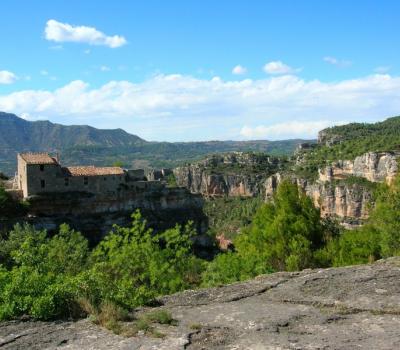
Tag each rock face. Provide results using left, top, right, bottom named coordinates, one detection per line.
left=3, top=187, right=207, bottom=244
left=174, top=153, right=283, bottom=197
left=265, top=151, right=398, bottom=226
left=2, top=257, right=400, bottom=349
left=319, top=151, right=399, bottom=184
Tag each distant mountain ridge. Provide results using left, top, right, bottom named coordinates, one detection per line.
left=0, top=112, right=145, bottom=150
left=0, top=112, right=312, bottom=174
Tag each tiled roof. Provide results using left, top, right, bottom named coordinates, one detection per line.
left=19, top=153, right=58, bottom=165
left=64, top=166, right=125, bottom=177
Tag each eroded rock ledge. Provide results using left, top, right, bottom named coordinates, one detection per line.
left=2, top=257, right=400, bottom=349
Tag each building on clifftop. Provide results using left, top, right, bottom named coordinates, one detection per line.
left=16, top=152, right=160, bottom=198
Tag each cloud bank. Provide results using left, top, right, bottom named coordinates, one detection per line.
left=45, top=19, right=127, bottom=48
left=1, top=73, right=400, bottom=140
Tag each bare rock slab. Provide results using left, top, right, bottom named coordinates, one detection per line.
left=1, top=257, right=400, bottom=349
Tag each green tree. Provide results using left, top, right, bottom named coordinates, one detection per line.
left=85, top=210, right=203, bottom=309
left=368, top=177, right=400, bottom=257
left=202, top=181, right=325, bottom=286
left=236, top=181, right=324, bottom=271
left=0, top=224, right=88, bottom=320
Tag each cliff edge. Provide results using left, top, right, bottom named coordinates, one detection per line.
left=1, top=257, right=400, bottom=349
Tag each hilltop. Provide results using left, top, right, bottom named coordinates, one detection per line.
left=0, top=112, right=310, bottom=175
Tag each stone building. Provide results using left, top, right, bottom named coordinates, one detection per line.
left=17, top=152, right=163, bottom=198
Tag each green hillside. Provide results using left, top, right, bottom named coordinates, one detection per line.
left=294, top=116, right=400, bottom=180
left=0, top=112, right=310, bottom=174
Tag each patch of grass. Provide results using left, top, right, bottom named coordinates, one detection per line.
left=189, top=323, right=203, bottom=330
left=92, top=310, right=178, bottom=338
left=145, top=310, right=177, bottom=325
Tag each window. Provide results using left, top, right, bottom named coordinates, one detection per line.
left=40, top=165, right=45, bottom=171
left=84, top=177, right=89, bottom=185
left=40, top=179, right=45, bottom=188
left=104, top=177, right=107, bottom=181
left=64, top=178, right=69, bottom=186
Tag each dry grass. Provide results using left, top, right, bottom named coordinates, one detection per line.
left=78, top=299, right=177, bottom=338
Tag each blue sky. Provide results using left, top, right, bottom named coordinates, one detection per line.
left=0, top=0, right=399, bottom=141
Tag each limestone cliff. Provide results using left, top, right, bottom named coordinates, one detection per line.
left=4, top=187, right=208, bottom=245
left=173, top=152, right=284, bottom=197
left=265, top=151, right=398, bottom=226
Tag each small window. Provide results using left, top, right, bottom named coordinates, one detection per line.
left=40, top=179, right=45, bottom=188
left=64, top=178, right=69, bottom=186
left=39, top=165, right=45, bottom=171
left=84, top=177, right=89, bottom=185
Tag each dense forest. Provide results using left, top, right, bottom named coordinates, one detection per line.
left=1, top=175, right=399, bottom=333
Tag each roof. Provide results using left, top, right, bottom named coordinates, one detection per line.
left=64, top=166, right=125, bottom=177
left=19, top=153, right=58, bottom=165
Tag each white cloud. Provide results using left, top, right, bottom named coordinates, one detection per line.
left=40, top=70, right=49, bottom=76
left=45, top=19, right=127, bottom=48
left=1, top=73, right=400, bottom=140
left=232, top=65, right=247, bottom=75
left=240, top=121, right=344, bottom=139
left=100, top=65, right=111, bottom=72
left=0, top=70, right=17, bottom=84
left=263, top=61, right=298, bottom=75
left=323, top=56, right=352, bottom=67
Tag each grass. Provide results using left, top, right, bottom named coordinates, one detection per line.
left=79, top=299, right=178, bottom=338
left=189, top=323, right=203, bottom=330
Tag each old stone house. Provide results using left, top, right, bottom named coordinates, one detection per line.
left=17, top=152, right=161, bottom=198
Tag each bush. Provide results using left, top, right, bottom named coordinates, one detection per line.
left=0, top=224, right=89, bottom=320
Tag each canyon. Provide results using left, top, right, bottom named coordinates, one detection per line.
left=174, top=150, right=399, bottom=227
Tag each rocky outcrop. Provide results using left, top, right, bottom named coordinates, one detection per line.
left=174, top=152, right=283, bottom=197
left=2, top=257, right=400, bottom=349
left=265, top=151, right=398, bottom=226
left=265, top=173, right=374, bottom=226
left=319, top=151, right=399, bottom=183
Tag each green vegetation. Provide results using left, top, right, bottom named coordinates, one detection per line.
left=0, top=211, right=203, bottom=321
left=299, top=116, right=400, bottom=170
left=166, top=173, right=178, bottom=187
left=204, top=196, right=263, bottom=240
left=1, top=174, right=400, bottom=327
left=322, top=176, right=400, bottom=266
left=202, top=181, right=327, bottom=286
left=0, top=185, right=28, bottom=221
left=203, top=175, right=400, bottom=286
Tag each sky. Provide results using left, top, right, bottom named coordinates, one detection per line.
left=0, top=0, right=399, bottom=141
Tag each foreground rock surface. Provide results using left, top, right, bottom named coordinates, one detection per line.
left=2, top=257, right=400, bottom=349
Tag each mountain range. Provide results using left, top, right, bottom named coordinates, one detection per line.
left=0, top=112, right=311, bottom=175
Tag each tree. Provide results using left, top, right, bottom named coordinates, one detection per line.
left=0, top=224, right=88, bottom=320
left=85, top=210, right=203, bottom=309
left=202, top=181, right=325, bottom=286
